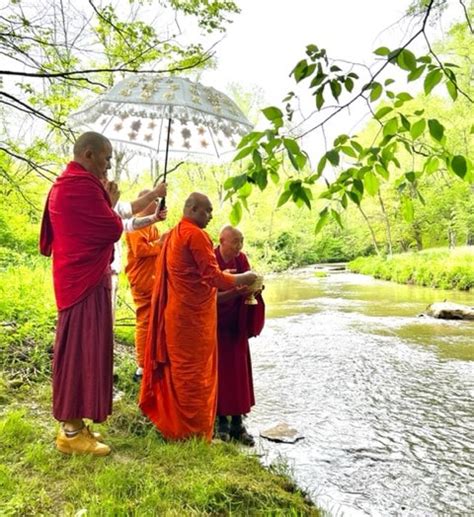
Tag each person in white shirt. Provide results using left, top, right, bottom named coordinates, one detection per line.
left=105, top=181, right=167, bottom=318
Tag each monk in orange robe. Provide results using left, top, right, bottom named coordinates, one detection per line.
left=125, top=191, right=167, bottom=379
left=140, top=193, right=257, bottom=442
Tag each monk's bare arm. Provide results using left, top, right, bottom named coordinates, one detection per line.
left=217, top=285, right=251, bottom=303
left=130, top=183, right=167, bottom=214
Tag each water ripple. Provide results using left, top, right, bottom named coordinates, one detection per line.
left=247, top=274, right=474, bottom=516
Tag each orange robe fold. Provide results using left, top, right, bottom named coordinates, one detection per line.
left=140, top=217, right=236, bottom=441
left=125, top=225, right=161, bottom=368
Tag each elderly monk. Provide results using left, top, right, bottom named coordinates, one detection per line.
left=125, top=190, right=167, bottom=381
left=215, top=226, right=265, bottom=446
left=140, top=193, right=257, bottom=442
left=40, top=131, right=123, bottom=456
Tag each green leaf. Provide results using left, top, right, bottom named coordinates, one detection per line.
left=262, top=106, right=284, bottom=121
left=291, top=59, right=308, bottom=82
left=353, top=178, right=364, bottom=195
left=374, top=46, right=390, bottom=56
left=370, top=82, right=383, bottom=102
left=269, top=169, right=279, bottom=184
left=254, top=170, right=268, bottom=191
left=397, top=49, right=417, bottom=71
left=383, top=117, right=398, bottom=137
left=298, top=187, right=312, bottom=209
left=351, top=140, right=363, bottom=153
left=223, top=177, right=234, bottom=190
left=410, top=119, right=426, bottom=139
left=283, top=137, right=301, bottom=155
left=238, top=182, right=252, bottom=198
left=233, top=145, right=254, bottom=161
left=428, top=119, right=444, bottom=142
left=326, top=149, right=340, bottom=166
left=400, top=114, right=411, bottom=131
left=341, top=193, right=348, bottom=208
left=229, top=201, right=242, bottom=226
left=331, top=209, right=343, bottom=228
left=396, top=92, right=413, bottom=102
left=347, top=190, right=361, bottom=205
left=340, top=146, right=357, bottom=158
left=334, top=134, right=349, bottom=146
left=252, top=149, right=262, bottom=169
left=446, top=80, right=458, bottom=101
left=232, top=174, right=248, bottom=190
left=405, top=171, right=416, bottom=183
left=237, top=131, right=264, bottom=149
left=314, top=208, right=329, bottom=235
left=424, top=69, right=443, bottom=95
left=344, top=77, right=354, bottom=92
left=277, top=189, right=292, bottom=208
left=451, top=155, right=467, bottom=178
left=330, top=79, right=342, bottom=101
left=424, top=156, right=439, bottom=174
left=374, top=106, right=392, bottom=120
left=375, top=164, right=389, bottom=180
left=316, top=89, right=324, bottom=110
left=407, top=66, right=425, bottom=82
left=364, top=171, right=379, bottom=196
left=401, top=197, right=414, bottom=222
left=317, top=155, right=327, bottom=175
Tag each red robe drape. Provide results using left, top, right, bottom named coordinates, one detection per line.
left=40, top=160, right=123, bottom=310
left=215, top=248, right=264, bottom=416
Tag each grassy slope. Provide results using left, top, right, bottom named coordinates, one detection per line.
left=0, top=263, right=318, bottom=516
left=349, top=246, right=474, bottom=291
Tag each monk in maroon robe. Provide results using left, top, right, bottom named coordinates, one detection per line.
left=215, top=226, right=265, bottom=446
left=40, top=132, right=123, bottom=456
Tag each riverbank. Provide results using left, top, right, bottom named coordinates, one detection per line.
left=348, top=247, right=474, bottom=291
left=0, top=262, right=318, bottom=515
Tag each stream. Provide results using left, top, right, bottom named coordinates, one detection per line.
left=247, top=268, right=474, bottom=516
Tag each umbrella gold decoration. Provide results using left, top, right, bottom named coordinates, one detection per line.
left=70, top=75, right=253, bottom=162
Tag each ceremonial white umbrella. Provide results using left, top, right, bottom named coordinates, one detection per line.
left=70, top=75, right=252, bottom=184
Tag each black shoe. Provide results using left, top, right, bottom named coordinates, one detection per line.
left=215, top=416, right=231, bottom=442
left=230, top=425, right=255, bottom=446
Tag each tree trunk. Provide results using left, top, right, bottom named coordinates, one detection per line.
left=358, top=205, right=380, bottom=256
left=378, top=191, right=393, bottom=256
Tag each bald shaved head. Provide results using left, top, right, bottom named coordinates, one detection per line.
left=183, top=192, right=213, bottom=228
left=219, top=224, right=244, bottom=260
left=72, top=131, right=113, bottom=181
left=220, top=225, right=242, bottom=240
left=73, top=131, right=111, bottom=157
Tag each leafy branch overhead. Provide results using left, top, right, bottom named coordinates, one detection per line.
left=225, top=0, right=473, bottom=232
left=0, top=0, right=239, bottom=175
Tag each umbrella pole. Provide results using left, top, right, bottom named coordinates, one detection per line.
left=159, top=117, right=172, bottom=210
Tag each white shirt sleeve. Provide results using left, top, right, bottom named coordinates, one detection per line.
left=122, top=217, right=135, bottom=233
left=115, top=201, right=133, bottom=219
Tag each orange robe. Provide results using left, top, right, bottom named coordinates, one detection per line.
left=125, top=225, right=161, bottom=368
left=140, top=217, right=236, bottom=442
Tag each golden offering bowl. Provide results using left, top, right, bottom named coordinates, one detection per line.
left=244, top=274, right=264, bottom=305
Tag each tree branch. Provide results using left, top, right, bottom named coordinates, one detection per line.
left=299, top=0, right=437, bottom=139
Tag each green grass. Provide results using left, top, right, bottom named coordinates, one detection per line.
left=0, top=261, right=318, bottom=516
left=0, top=381, right=317, bottom=516
left=349, top=246, right=474, bottom=290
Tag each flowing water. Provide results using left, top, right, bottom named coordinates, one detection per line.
left=246, top=268, right=474, bottom=516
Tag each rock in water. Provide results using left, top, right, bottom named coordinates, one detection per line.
left=260, top=423, right=304, bottom=443
left=425, top=302, right=474, bottom=320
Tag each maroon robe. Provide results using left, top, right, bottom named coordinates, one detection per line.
left=215, top=247, right=265, bottom=416
left=40, top=161, right=123, bottom=422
